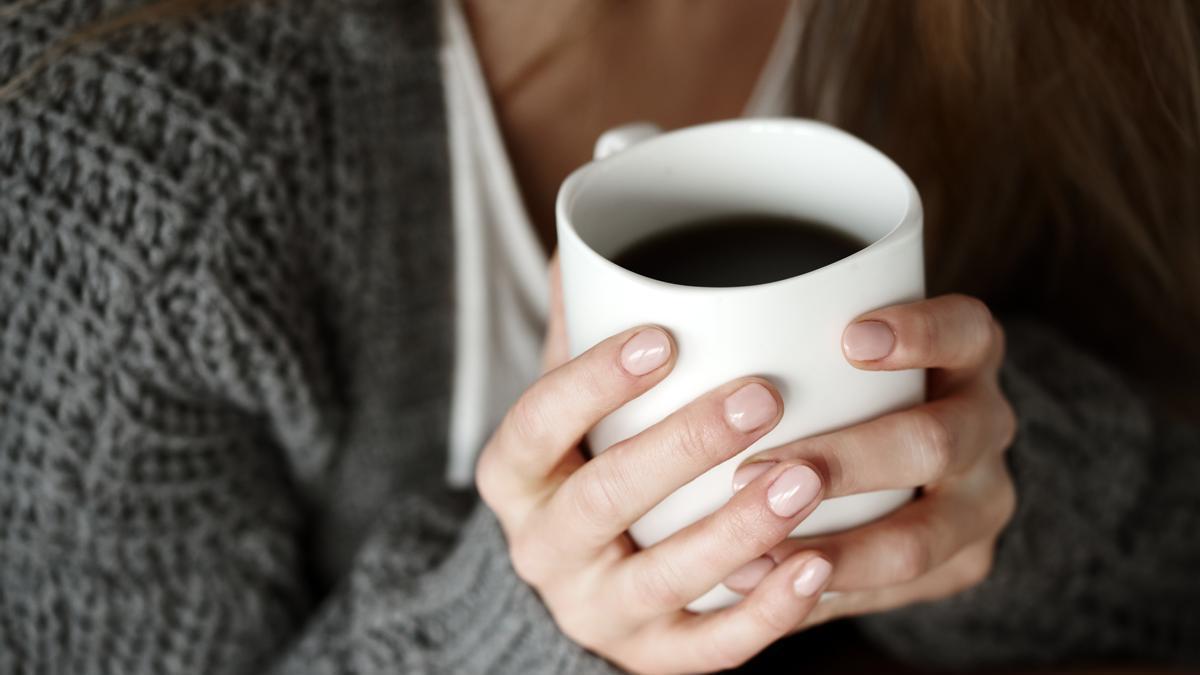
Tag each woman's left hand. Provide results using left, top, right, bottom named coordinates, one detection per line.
left=725, top=294, right=1018, bottom=628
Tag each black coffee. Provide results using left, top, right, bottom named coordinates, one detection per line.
left=611, top=214, right=866, bottom=287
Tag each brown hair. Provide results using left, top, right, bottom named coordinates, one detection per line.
left=0, top=0, right=240, bottom=98
left=794, top=0, right=1200, bottom=393
left=10, top=0, right=1200, bottom=395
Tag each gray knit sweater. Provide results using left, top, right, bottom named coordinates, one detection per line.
left=1, top=1, right=1196, bottom=673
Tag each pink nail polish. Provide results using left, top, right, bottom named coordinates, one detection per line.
left=766, top=465, right=821, bottom=517
left=793, top=557, right=833, bottom=597
left=620, top=329, right=670, bottom=375
left=724, top=383, right=778, bottom=432
left=723, top=557, right=776, bottom=594
left=842, top=320, right=895, bottom=361
left=732, top=462, right=776, bottom=493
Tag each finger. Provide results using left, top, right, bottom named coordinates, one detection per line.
left=478, top=325, right=675, bottom=501
left=613, top=461, right=823, bottom=618
left=628, top=552, right=833, bottom=674
left=740, top=382, right=1016, bottom=498
left=842, top=294, right=1002, bottom=378
left=766, top=455, right=1014, bottom=592
left=548, top=377, right=784, bottom=550
left=541, top=253, right=569, bottom=373
left=801, top=539, right=996, bottom=629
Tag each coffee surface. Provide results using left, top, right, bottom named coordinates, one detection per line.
left=611, top=214, right=866, bottom=287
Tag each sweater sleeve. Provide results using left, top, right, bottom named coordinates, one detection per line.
left=139, top=142, right=614, bottom=671
left=0, top=6, right=620, bottom=671
left=112, top=226, right=620, bottom=675
left=858, top=319, right=1200, bottom=668
left=125, top=117, right=622, bottom=675
left=267, top=497, right=621, bottom=675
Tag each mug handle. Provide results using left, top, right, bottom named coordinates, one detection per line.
left=593, top=122, right=663, bottom=160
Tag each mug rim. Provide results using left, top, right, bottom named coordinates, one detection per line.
left=555, top=117, right=923, bottom=295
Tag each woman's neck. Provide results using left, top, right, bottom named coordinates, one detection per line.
left=465, top=0, right=791, bottom=250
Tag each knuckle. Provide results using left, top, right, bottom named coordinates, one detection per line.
left=959, top=545, right=997, bottom=590
left=947, top=294, right=994, bottom=332
left=958, top=294, right=995, bottom=327
left=961, top=295, right=997, bottom=359
left=628, top=556, right=688, bottom=611
left=571, top=357, right=612, bottom=405
left=993, top=470, right=1018, bottom=530
left=912, top=407, right=955, bottom=481
left=718, top=503, right=782, bottom=553
left=474, top=471, right=497, bottom=510
left=965, top=553, right=995, bottom=589
left=670, top=411, right=724, bottom=463
left=568, top=464, right=629, bottom=532
left=888, top=526, right=933, bottom=583
left=745, top=595, right=795, bottom=636
left=474, top=447, right=503, bottom=508
left=912, top=304, right=941, bottom=360
left=506, top=394, right=551, bottom=450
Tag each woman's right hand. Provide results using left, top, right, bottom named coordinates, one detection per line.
left=476, top=325, right=833, bottom=674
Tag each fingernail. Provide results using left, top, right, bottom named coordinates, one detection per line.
left=620, top=328, right=670, bottom=375
left=723, top=556, right=776, bottom=594
left=766, top=465, right=821, bottom=517
left=724, top=383, right=778, bottom=432
left=732, top=461, right=777, bottom=492
left=793, top=557, right=833, bottom=597
left=843, top=320, right=895, bottom=361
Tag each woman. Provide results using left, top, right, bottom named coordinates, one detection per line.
left=1, top=0, right=1196, bottom=673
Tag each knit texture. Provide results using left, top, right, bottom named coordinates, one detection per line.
left=860, top=321, right=1200, bottom=669
left=1, top=0, right=615, bottom=672
left=1, top=0, right=1197, bottom=673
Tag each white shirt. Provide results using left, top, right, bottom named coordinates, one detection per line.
left=438, top=0, right=802, bottom=485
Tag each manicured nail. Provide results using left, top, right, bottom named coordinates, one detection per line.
left=724, top=383, right=778, bottom=432
left=766, top=465, right=821, bottom=517
left=732, top=461, right=777, bottom=493
left=723, top=556, right=776, bottom=594
left=793, top=557, right=833, bottom=597
left=842, top=320, right=895, bottom=361
left=620, top=328, right=670, bottom=375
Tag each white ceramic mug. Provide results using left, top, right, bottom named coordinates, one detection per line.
left=556, top=118, right=925, bottom=611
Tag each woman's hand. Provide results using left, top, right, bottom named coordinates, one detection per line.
left=732, top=294, right=1018, bottom=628
left=476, top=264, right=833, bottom=674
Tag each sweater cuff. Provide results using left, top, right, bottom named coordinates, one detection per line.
left=277, top=496, right=621, bottom=675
